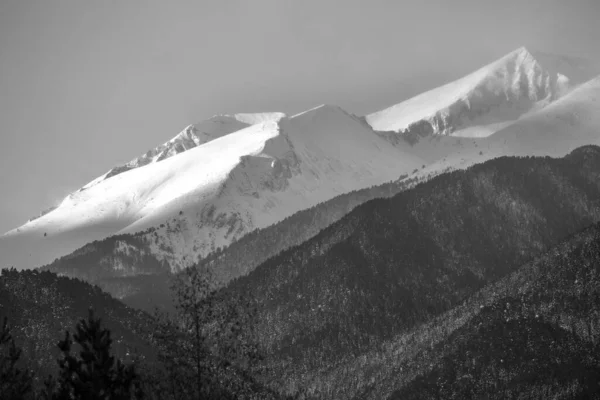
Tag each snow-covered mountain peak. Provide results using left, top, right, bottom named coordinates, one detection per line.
left=289, top=104, right=366, bottom=128
left=80, top=112, right=285, bottom=191
left=278, top=105, right=382, bottom=156
left=413, top=73, right=600, bottom=181
left=289, top=104, right=349, bottom=119
left=512, top=45, right=533, bottom=55
left=366, top=47, right=598, bottom=138
left=504, top=45, right=537, bottom=61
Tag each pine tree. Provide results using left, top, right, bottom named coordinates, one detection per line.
left=0, top=317, right=34, bottom=400
left=45, top=309, right=143, bottom=400
left=173, top=265, right=215, bottom=399
left=151, top=265, right=264, bottom=399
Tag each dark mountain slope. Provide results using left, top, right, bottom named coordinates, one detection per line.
left=389, top=220, right=600, bottom=399
left=215, top=146, right=600, bottom=397
left=39, top=231, right=169, bottom=286
left=0, top=268, right=155, bottom=385
left=0, top=268, right=287, bottom=399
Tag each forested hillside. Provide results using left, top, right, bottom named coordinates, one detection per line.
left=389, top=220, right=600, bottom=399
left=213, top=146, right=600, bottom=398
left=0, top=267, right=286, bottom=399
left=0, top=268, right=155, bottom=386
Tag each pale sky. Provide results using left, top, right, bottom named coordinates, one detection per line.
left=0, top=0, right=599, bottom=233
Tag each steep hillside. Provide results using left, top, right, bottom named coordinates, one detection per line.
left=211, top=147, right=600, bottom=398
left=1, top=105, right=423, bottom=271
left=388, top=220, right=600, bottom=399
left=0, top=268, right=288, bottom=399
left=303, top=210, right=600, bottom=400
left=40, top=172, right=437, bottom=307
left=38, top=232, right=175, bottom=312
left=366, top=47, right=597, bottom=138
left=0, top=268, right=155, bottom=385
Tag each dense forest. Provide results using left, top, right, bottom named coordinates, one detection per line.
left=210, top=146, right=600, bottom=397
left=390, top=220, right=600, bottom=399
left=0, top=268, right=155, bottom=384
left=0, top=268, right=284, bottom=399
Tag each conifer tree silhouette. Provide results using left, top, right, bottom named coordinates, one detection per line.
left=150, top=266, right=264, bottom=399
left=46, top=309, right=143, bottom=400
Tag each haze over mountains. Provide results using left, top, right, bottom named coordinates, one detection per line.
left=1, top=46, right=599, bottom=275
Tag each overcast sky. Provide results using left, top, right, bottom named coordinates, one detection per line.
left=0, top=0, right=599, bottom=233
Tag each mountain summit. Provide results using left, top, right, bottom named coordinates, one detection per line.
left=366, top=46, right=597, bottom=137
left=82, top=112, right=286, bottom=190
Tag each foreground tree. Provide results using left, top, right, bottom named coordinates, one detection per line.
left=42, top=309, right=143, bottom=400
left=0, top=317, right=34, bottom=400
left=174, top=265, right=215, bottom=398
left=149, top=266, right=265, bottom=399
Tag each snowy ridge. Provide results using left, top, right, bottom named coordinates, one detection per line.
left=120, top=105, right=424, bottom=271
left=1, top=106, right=423, bottom=270
left=366, top=47, right=598, bottom=138
left=82, top=112, right=285, bottom=190
left=414, top=75, right=600, bottom=181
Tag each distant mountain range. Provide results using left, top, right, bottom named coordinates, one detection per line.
left=2, top=47, right=600, bottom=278
left=0, top=48, right=600, bottom=294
